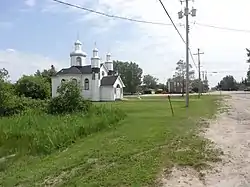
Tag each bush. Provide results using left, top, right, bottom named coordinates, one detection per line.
left=47, top=80, right=92, bottom=114
left=15, top=75, right=51, bottom=100
left=0, top=81, right=23, bottom=117
left=0, top=105, right=126, bottom=157
left=21, top=97, right=48, bottom=114
left=0, top=95, right=48, bottom=117
left=0, top=79, right=48, bottom=116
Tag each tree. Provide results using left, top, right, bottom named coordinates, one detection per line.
left=143, top=74, right=158, bottom=89
left=191, top=79, right=209, bottom=93
left=47, top=80, right=92, bottom=114
left=113, top=61, right=143, bottom=93
left=157, top=83, right=166, bottom=91
left=34, top=65, right=57, bottom=84
left=218, top=75, right=238, bottom=91
left=246, top=48, right=250, bottom=63
left=15, top=75, right=51, bottom=99
left=173, top=60, right=195, bottom=95
left=0, top=68, right=9, bottom=81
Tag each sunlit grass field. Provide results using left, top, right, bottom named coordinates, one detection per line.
left=0, top=95, right=220, bottom=187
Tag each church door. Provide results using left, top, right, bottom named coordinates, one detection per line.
left=115, top=84, right=121, bottom=100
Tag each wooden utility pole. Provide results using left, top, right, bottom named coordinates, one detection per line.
left=193, top=48, right=204, bottom=98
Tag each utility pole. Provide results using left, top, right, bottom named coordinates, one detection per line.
left=185, top=0, right=190, bottom=107
left=193, top=48, right=204, bottom=98
left=178, top=0, right=197, bottom=107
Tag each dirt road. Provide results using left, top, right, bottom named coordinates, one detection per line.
left=162, top=92, right=250, bottom=187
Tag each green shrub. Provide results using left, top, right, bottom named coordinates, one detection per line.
left=15, top=75, right=51, bottom=100
left=0, top=95, right=48, bottom=117
left=47, top=80, right=92, bottom=114
left=0, top=105, right=126, bottom=157
left=0, top=79, right=48, bottom=116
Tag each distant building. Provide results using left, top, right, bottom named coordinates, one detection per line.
left=51, top=40, right=125, bottom=101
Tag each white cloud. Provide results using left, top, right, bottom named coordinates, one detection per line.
left=24, top=0, right=36, bottom=7
left=42, top=0, right=250, bottom=86
left=0, top=49, right=63, bottom=82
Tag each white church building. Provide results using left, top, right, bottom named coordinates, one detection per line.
left=51, top=40, right=125, bottom=101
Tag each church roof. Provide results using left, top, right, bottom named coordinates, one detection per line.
left=101, top=75, right=119, bottom=86
left=56, top=64, right=111, bottom=76
left=56, top=65, right=92, bottom=75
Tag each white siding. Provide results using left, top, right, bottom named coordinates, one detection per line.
left=51, top=75, right=81, bottom=97
left=100, top=65, right=108, bottom=80
left=81, top=74, right=92, bottom=100
left=91, top=73, right=101, bottom=101
left=71, top=55, right=86, bottom=66
left=51, top=72, right=125, bottom=101
left=100, top=86, right=115, bottom=101
left=52, top=74, right=94, bottom=100
left=105, top=61, right=113, bottom=72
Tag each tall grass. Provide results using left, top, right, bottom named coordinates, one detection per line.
left=0, top=105, right=126, bottom=157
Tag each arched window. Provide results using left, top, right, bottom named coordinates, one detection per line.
left=116, top=84, right=121, bottom=88
left=76, top=57, right=82, bottom=65
left=61, top=79, right=66, bottom=83
left=102, top=71, right=105, bottom=76
left=84, top=78, right=89, bottom=90
left=72, top=78, right=77, bottom=84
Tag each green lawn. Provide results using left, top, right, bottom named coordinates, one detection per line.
left=0, top=96, right=220, bottom=187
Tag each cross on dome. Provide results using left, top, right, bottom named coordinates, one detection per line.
left=93, top=42, right=98, bottom=52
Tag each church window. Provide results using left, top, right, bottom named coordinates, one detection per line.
left=76, top=57, right=82, bottom=65
left=72, top=78, right=77, bottom=84
left=84, top=78, right=89, bottom=90
left=98, top=72, right=100, bottom=79
left=92, top=72, right=95, bottom=80
left=102, top=71, right=105, bottom=76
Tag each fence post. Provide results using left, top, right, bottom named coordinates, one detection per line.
left=168, top=95, right=174, bottom=116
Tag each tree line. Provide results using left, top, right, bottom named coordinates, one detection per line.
left=0, top=58, right=212, bottom=103
left=0, top=61, right=164, bottom=101
left=214, top=49, right=250, bottom=91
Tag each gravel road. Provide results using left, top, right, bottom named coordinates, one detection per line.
left=162, top=92, right=250, bottom=187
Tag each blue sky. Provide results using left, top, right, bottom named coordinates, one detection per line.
left=1, top=0, right=250, bottom=86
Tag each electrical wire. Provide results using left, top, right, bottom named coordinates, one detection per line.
left=207, top=70, right=247, bottom=73
left=53, top=0, right=199, bottom=69
left=52, top=0, right=250, bottom=33
left=157, top=0, right=186, bottom=43
left=194, top=22, right=250, bottom=33
left=158, top=0, right=198, bottom=70
left=52, top=0, right=172, bottom=26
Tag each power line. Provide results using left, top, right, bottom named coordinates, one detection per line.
left=189, top=51, right=197, bottom=69
left=207, top=70, right=247, bottom=73
left=53, top=0, right=198, bottom=69
left=52, top=0, right=172, bottom=26
left=53, top=0, right=250, bottom=34
left=157, top=0, right=185, bottom=43
left=158, top=0, right=197, bottom=70
left=194, top=22, right=250, bottom=33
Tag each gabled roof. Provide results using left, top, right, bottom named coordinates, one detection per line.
left=56, top=64, right=109, bottom=76
left=56, top=65, right=92, bottom=75
left=101, top=75, right=119, bottom=86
